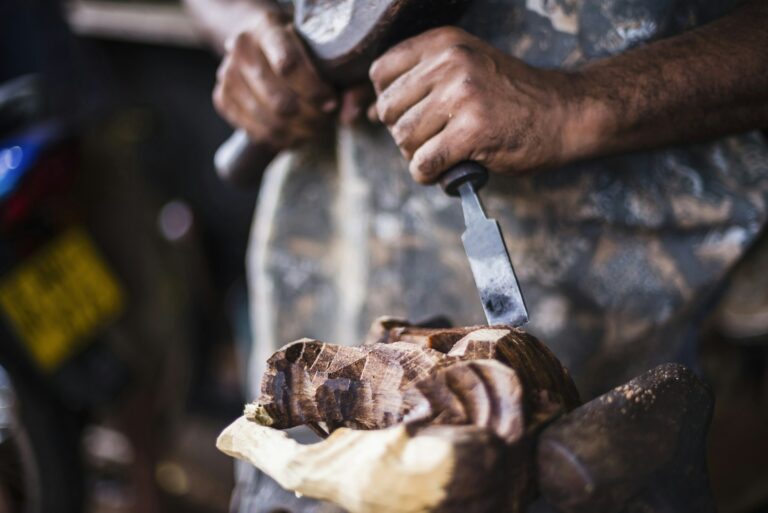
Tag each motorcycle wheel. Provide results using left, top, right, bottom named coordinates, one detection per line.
left=0, top=365, right=85, bottom=513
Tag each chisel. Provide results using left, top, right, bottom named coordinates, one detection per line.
left=439, top=162, right=529, bottom=327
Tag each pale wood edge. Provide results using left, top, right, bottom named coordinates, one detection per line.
left=216, top=416, right=455, bottom=513
left=65, top=0, right=205, bottom=47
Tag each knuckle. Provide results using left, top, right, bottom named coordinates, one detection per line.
left=432, top=26, right=464, bottom=45
left=216, top=58, right=232, bottom=82
left=243, top=97, right=259, bottom=116
left=225, top=65, right=241, bottom=83
left=218, top=61, right=239, bottom=85
left=446, top=76, right=481, bottom=105
left=445, top=44, right=476, bottom=64
left=376, top=99, right=396, bottom=126
left=249, top=61, right=269, bottom=81
left=414, top=147, right=446, bottom=180
left=458, top=74, right=479, bottom=95
left=232, top=31, right=254, bottom=53
left=369, top=57, right=387, bottom=85
left=274, top=92, right=299, bottom=117
left=369, top=61, right=380, bottom=83
left=215, top=67, right=226, bottom=84
left=391, top=120, right=411, bottom=146
left=398, top=139, right=416, bottom=161
left=259, top=8, right=285, bottom=27
left=410, top=161, right=431, bottom=184
left=273, top=46, right=300, bottom=77
left=212, top=87, right=225, bottom=112
left=453, top=111, right=480, bottom=135
left=213, top=83, right=238, bottom=115
left=466, top=101, right=489, bottom=124
left=266, top=125, right=289, bottom=144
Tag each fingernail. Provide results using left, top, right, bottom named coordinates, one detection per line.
left=322, top=99, right=338, bottom=113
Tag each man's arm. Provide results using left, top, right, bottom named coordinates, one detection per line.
left=369, top=0, right=768, bottom=183
left=574, top=0, right=768, bottom=163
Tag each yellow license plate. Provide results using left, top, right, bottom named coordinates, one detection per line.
left=0, top=228, right=124, bottom=371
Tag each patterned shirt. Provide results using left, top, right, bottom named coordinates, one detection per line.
left=246, top=0, right=768, bottom=399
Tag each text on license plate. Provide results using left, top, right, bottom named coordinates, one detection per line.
left=0, top=228, right=124, bottom=371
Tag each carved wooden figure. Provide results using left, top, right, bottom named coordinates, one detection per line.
left=218, top=321, right=718, bottom=513
left=218, top=318, right=579, bottom=513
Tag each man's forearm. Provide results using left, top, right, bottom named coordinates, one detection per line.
left=571, top=0, right=768, bottom=161
left=183, top=0, right=282, bottom=53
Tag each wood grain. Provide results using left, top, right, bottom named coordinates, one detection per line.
left=220, top=321, right=580, bottom=513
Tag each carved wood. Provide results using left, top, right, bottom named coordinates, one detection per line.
left=219, top=324, right=718, bottom=513
left=294, top=0, right=474, bottom=86
left=219, top=321, right=580, bottom=513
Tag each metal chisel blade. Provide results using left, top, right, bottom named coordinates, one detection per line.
left=458, top=182, right=528, bottom=327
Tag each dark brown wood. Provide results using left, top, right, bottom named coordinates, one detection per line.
left=537, top=363, right=717, bottom=513
left=363, top=316, right=472, bottom=351
left=243, top=323, right=581, bottom=513
left=255, top=326, right=580, bottom=436
left=295, top=0, right=473, bottom=87
left=256, top=338, right=446, bottom=430
left=446, top=327, right=581, bottom=418
left=224, top=326, right=717, bottom=513
left=418, top=425, right=523, bottom=513
left=404, top=360, right=527, bottom=443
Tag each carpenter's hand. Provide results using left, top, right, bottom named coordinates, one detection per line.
left=213, top=7, right=338, bottom=147
left=369, top=27, right=585, bottom=184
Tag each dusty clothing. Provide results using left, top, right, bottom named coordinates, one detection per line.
left=246, top=0, right=768, bottom=401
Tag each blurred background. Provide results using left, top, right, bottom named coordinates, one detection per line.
left=0, top=0, right=256, bottom=511
left=0, top=1, right=767, bottom=513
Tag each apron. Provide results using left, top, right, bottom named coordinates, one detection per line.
left=246, top=0, right=768, bottom=400
left=235, top=1, right=767, bottom=511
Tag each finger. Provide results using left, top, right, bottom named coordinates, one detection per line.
left=260, top=24, right=337, bottom=110
left=391, top=95, right=449, bottom=161
left=214, top=54, right=257, bottom=121
left=216, top=58, right=294, bottom=147
left=410, top=122, right=471, bottom=184
left=369, top=26, right=466, bottom=93
left=227, top=73, right=290, bottom=146
left=369, top=36, right=423, bottom=94
left=339, top=85, right=374, bottom=126
left=215, top=52, right=315, bottom=147
left=234, top=93, right=317, bottom=147
left=237, top=40, right=328, bottom=138
left=375, top=63, right=433, bottom=126
left=367, top=103, right=379, bottom=123
left=238, top=43, right=302, bottom=118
